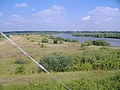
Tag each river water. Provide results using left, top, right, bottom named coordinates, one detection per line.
left=53, top=34, right=120, bottom=47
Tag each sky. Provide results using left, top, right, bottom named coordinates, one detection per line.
left=0, top=0, right=120, bottom=31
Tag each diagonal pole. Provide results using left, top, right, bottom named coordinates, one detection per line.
left=0, top=32, right=71, bottom=90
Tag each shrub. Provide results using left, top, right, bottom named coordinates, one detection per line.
left=31, top=40, right=34, bottom=42
left=83, top=40, right=93, bottom=46
left=65, top=63, right=93, bottom=71
left=53, top=39, right=58, bottom=44
left=68, top=78, right=97, bottom=90
left=81, top=40, right=110, bottom=46
left=72, top=49, right=120, bottom=71
left=71, top=40, right=79, bottom=43
left=15, top=65, right=26, bottom=75
left=40, top=44, right=46, bottom=48
left=15, top=59, right=29, bottom=64
left=97, top=72, right=120, bottom=90
left=41, top=38, right=48, bottom=43
left=6, top=34, right=10, bottom=38
left=80, top=43, right=86, bottom=50
left=51, top=37, right=78, bottom=43
left=92, top=59, right=120, bottom=70
left=27, top=37, right=29, bottom=40
left=92, top=40, right=110, bottom=46
left=40, top=53, right=72, bottom=72
left=64, top=39, right=71, bottom=42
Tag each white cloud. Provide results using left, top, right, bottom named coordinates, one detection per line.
left=8, top=14, right=27, bottom=23
left=32, top=5, right=66, bottom=23
left=15, top=3, right=28, bottom=8
left=79, top=6, right=120, bottom=30
left=87, top=6, right=120, bottom=23
left=0, top=6, right=120, bottom=31
left=11, top=14, right=20, bottom=18
left=89, top=6, right=120, bottom=16
left=33, top=5, right=65, bottom=17
left=81, top=6, right=120, bottom=23
left=81, top=16, right=91, bottom=21
left=32, top=8, right=36, bottom=11
left=0, top=5, right=67, bottom=31
left=105, top=17, right=112, bottom=22
left=0, top=12, right=3, bottom=16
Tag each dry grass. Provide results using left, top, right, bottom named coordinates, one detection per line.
left=0, top=70, right=119, bottom=85
left=0, top=34, right=120, bottom=88
left=0, top=34, right=84, bottom=75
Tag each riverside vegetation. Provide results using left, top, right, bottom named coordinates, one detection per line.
left=73, top=32, right=120, bottom=39
left=0, top=32, right=120, bottom=90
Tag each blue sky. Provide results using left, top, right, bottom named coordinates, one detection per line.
left=0, top=0, right=120, bottom=31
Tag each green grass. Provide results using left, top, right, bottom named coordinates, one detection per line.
left=0, top=34, right=85, bottom=75
left=0, top=70, right=119, bottom=90
left=0, top=34, right=120, bottom=90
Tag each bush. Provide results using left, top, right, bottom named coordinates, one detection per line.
left=83, top=40, right=93, bottom=46
left=6, top=34, right=10, bottom=38
left=71, top=40, right=79, bottom=43
left=40, top=44, right=46, bottom=48
left=41, top=38, right=48, bottom=43
left=81, top=40, right=110, bottom=46
left=65, top=63, right=93, bottom=71
left=80, top=40, right=93, bottom=50
left=53, top=39, right=58, bottom=44
left=27, top=37, right=29, bottom=40
left=93, top=59, right=120, bottom=70
left=97, top=72, right=120, bottom=90
left=80, top=43, right=86, bottom=50
left=51, top=37, right=78, bottom=43
left=15, top=65, right=26, bottom=75
left=68, top=78, right=97, bottom=90
left=71, top=48, right=120, bottom=71
left=15, top=59, right=29, bottom=64
left=92, top=40, right=110, bottom=46
left=40, top=53, right=72, bottom=72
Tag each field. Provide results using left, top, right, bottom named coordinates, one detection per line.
left=0, top=34, right=120, bottom=90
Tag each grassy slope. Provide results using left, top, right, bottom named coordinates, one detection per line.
left=0, top=34, right=120, bottom=90
left=0, top=70, right=119, bottom=85
left=0, top=70, right=119, bottom=90
left=0, top=34, right=101, bottom=75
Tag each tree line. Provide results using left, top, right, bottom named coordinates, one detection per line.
left=73, top=33, right=120, bottom=39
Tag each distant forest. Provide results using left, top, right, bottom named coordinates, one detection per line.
left=3, top=31, right=120, bottom=34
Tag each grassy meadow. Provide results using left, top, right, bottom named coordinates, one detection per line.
left=0, top=33, right=120, bottom=90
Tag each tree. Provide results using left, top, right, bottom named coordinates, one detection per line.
left=41, top=38, right=48, bottom=43
left=53, top=39, right=58, bottom=44
left=92, top=40, right=110, bottom=46
left=40, top=53, right=72, bottom=72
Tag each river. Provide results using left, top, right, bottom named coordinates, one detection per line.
left=53, top=34, right=120, bottom=47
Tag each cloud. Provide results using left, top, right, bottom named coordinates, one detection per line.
left=81, top=6, right=120, bottom=23
left=81, top=16, right=91, bottom=21
left=33, top=5, right=65, bottom=17
left=105, top=17, right=112, bottom=22
left=89, top=6, right=120, bottom=16
left=32, top=5, right=66, bottom=23
left=8, top=14, right=27, bottom=23
left=15, top=3, right=28, bottom=8
left=0, top=6, right=120, bottom=31
left=0, top=12, right=3, bottom=17
left=79, top=6, right=120, bottom=30
left=11, top=14, right=19, bottom=18
left=0, top=5, right=67, bottom=31
left=32, top=8, right=36, bottom=11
